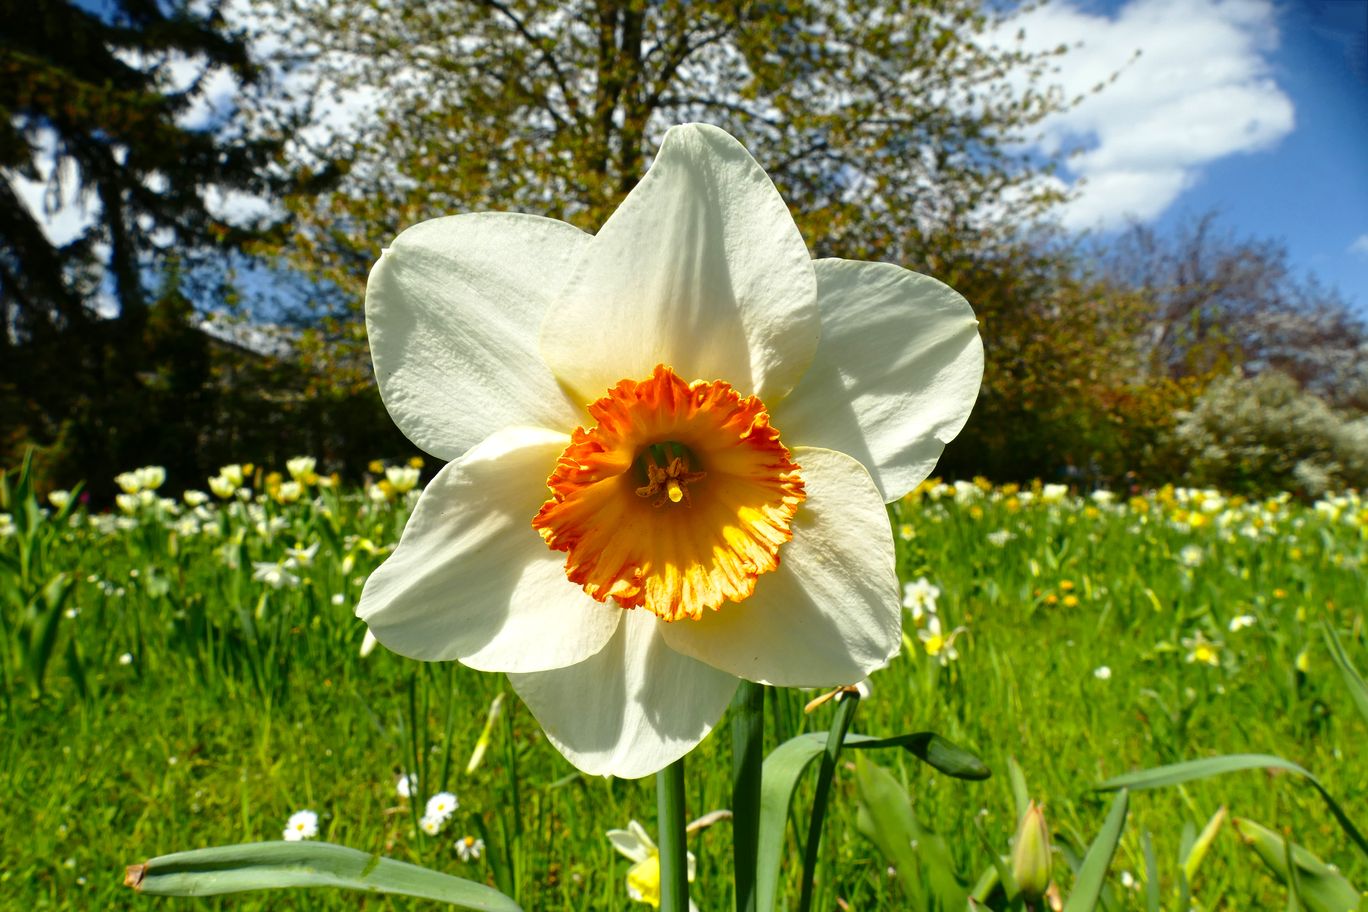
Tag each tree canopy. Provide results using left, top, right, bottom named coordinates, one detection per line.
left=259, top=0, right=1072, bottom=307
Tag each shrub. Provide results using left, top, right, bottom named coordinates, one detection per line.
left=1169, top=371, right=1368, bottom=496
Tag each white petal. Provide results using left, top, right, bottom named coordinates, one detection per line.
left=509, top=610, right=738, bottom=779
left=660, top=447, right=899, bottom=687
left=357, top=427, right=621, bottom=673
left=606, top=823, right=654, bottom=863
left=772, top=259, right=984, bottom=501
left=366, top=213, right=588, bottom=460
left=540, top=123, right=818, bottom=404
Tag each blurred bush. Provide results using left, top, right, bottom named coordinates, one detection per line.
left=1169, top=371, right=1368, bottom=497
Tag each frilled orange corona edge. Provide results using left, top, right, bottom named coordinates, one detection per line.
left=532, top=364, right=806, bottom=622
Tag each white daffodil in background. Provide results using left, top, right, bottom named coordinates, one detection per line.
left=607, top=820, right=697, bottom=910
left=357, top=123, right=983, bottom=778
left=901, top=576, right=941, bottom=624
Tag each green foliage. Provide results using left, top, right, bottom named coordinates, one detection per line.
left=1169, top=371, right=1368, bottom=497
left=1230, top=818, right=1362, bottom=912
left=1, top=468, right=1366, bottom=908
left=128, top=841, right=522, bottom=909
left=255, top=0, right=1071, bottom=330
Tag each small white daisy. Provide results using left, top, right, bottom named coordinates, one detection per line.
left=395, top=772, right=417, bottom=799
left=419, top=814, right=444, bottom=836
left=454, top=835, right=485, bottom=861
left=283, top=810, right=318, bottom=841
left=1178, top=544, right=1204, bottom=568
left=425, top=791, right=458, bottom=821
left=1228, top=614, right=1257, bottom=632
left=1093, top=665, right=1112, bottom=680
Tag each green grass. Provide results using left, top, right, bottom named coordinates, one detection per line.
left=1, top=470, right=1365, bottom=910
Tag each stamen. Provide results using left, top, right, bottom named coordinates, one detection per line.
left=634, top=445, right=705, bottom=508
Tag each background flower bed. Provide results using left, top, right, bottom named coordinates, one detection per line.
left=1, top=469, right=1365, bottom=909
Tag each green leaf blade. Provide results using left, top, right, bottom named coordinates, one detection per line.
left=126, top=841, right=521, bottom=910
left=1062, top=788, right=1129, bottom=912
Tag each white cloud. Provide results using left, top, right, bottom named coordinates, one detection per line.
left=1003, top=0, right=1294, bottom=230
left=1350, top=234, right=1368, bottom=258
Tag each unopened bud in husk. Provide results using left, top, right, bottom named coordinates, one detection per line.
left=1011, top=800, right=1053, bottom=901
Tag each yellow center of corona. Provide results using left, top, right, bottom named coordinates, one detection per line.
left=532, top=364, right=806, bottom=622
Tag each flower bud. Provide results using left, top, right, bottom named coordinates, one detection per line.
left=1011, top=800, right=1052, bottom=901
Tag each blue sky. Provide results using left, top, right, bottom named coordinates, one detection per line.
left=1010, top=0, right=1368, bottom=310
left=1161, top=0, right=1368, bottom=310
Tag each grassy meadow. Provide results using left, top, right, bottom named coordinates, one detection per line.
left=1, top=461, right=1366, bottom=910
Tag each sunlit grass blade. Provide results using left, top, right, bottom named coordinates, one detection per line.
left=1008, top=755, right=1030, bottom=823
left=1141, top=829, right=1160, bottom=912
left=1321, top=621, right=1368, bottom=727
left=123, top=841, right=521, bottom=909
left=1231, top=818, right=1362, bottom=912
left=1097, top=754, right=1368, bottom=859
left=1061, top=788, right=1128, bottom=912
left=1183, top=806, right=1227, bottom=885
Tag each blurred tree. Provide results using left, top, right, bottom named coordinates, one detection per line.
left=0, top=0, right=336, bottom=494
left=254, top=0, right=1074, bottom=360
left=1101, top=215, right=1368, bottom=412
left=934, top=231, right=1201, bottom=485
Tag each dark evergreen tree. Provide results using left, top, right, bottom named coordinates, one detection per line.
left=0, top=0, right=329, bottom=494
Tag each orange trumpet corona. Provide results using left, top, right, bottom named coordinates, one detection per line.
left=532, top=365, right=806, bottom=622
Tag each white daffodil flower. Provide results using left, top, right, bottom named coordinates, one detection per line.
left=357, top=123, right=983, bottom=778
left=901, top=577, right=941, bottom=623
left=607, top=820, right=697, bottom=909
left=287, top=456, right=318, bottom=483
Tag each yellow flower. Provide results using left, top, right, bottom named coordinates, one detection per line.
left=208, top=474, right=237, bottom=500
left=356, top=124, right=982, bottom=777
left=273, top=482, right=303, bottom=505
left=385, top=465, right=421, bottom=494
left=1183, top=632, right=1222, bottom=667
left=917, top=616, right=966, bottom=665
left=286, top=456, right=319, bottom=485
left=606, top=820, right=696, bottom=909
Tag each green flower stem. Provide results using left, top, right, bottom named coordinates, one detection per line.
left=657, top=755, right=690, bottom=912
left=731, top=680, right=765, bottom=912
left=797, top=692, right=860, bottom=912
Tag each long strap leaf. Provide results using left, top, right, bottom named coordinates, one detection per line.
left=1062, top=788, right=1128, bottom=912
left=125, top=841, right=521, bottom=910
left=1322, top=621, right=1368, bottom=727
left=755, top=730, right=988, bottom=912
left=1098, top=754, right=1368, bottom=860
